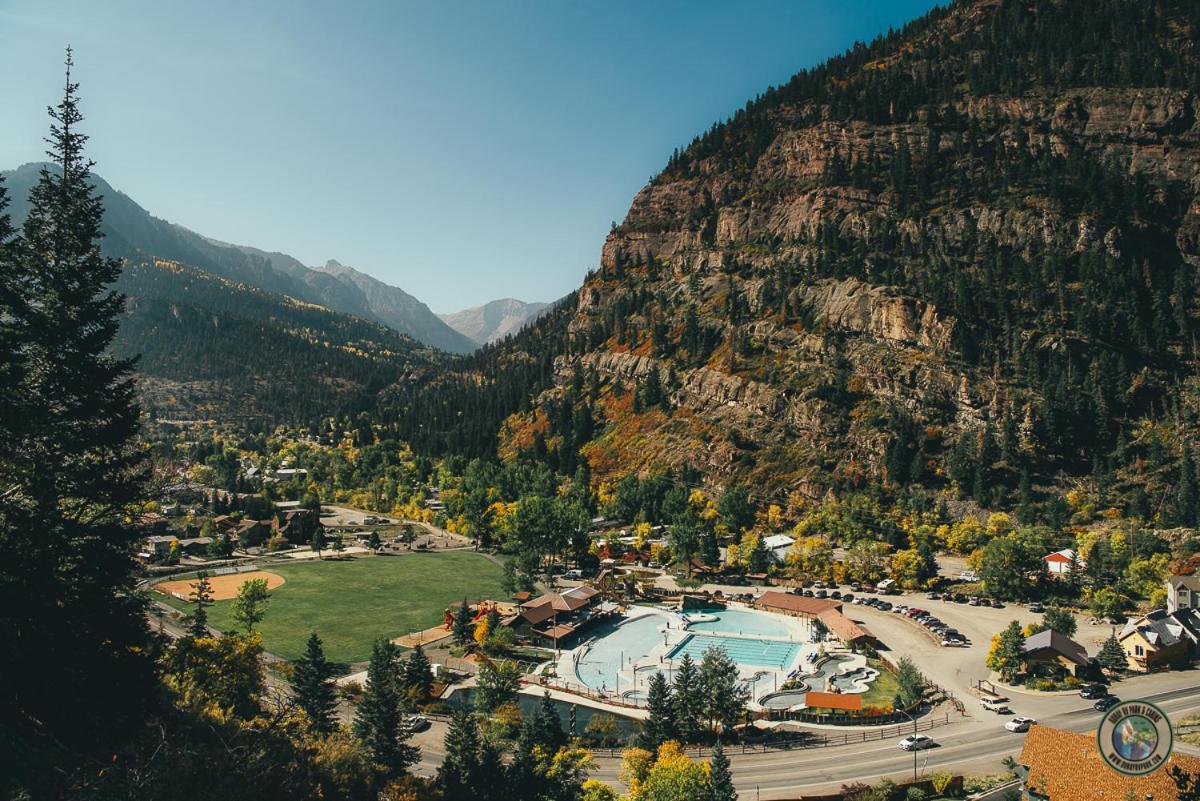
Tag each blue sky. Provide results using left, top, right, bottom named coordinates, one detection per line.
left=0, top=0, right=940, bottom=312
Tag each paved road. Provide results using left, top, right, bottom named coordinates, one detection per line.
left=408, top=680, right=1200, bottom=797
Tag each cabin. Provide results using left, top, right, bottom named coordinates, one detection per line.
left=1020, top=630, right=1093, bottom=678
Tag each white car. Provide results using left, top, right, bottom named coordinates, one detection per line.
left=981, top=696, right=1011, bottom=713
left=1006, top=717, right=1036, bottom=733
left=899, top=734, right=935, bottom=751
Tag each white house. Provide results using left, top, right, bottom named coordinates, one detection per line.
left=762, top=533, right=795, bottom=562
left=1043, top=548, right=1084, bottom=577
left=1167, top=574, right=1200, bottom=614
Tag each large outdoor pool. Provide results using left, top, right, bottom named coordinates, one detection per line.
left=667, top=633, right=800, bottom=669
left=683, top=607, right=792, bottom=637
left=571, top=607, right=807, bottom=691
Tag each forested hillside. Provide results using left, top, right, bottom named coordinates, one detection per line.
left=388, top=0, right=1200, bottom=527
left=114, top=259, right=440, bottom=425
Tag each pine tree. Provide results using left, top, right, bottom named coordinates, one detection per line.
left=402, top=642, right=434, bottom=704
left=1097, top=632, right=1128, bottom=674
left=533, top=690, right=566, bottom=751
left=0, top=49, right=153, bottom=751
left=672, top=653, right=705, bottom=743
left=638, top=670, right=678, bottom=749
left=452, top=599, right=473, bottom=646
left=186, top=572, right=214, bottom=638
left=292, top=632, right=338, bottom=734
left=354, top=639, right=419, bottom=776
left=699, top=645, right=750, bottom=733
left=709, top=741, right=737, bottom=801
left=437, top=708, right=481, bottom=801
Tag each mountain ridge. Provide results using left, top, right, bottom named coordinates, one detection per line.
left=386, top=0, right=1200, bottom=526
left=438, top=297, right=552, bottom=346
left=0, top=162, right=477, bottom=354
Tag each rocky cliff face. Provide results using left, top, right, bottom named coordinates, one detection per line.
left=499, top=0, right=1200, bottom=500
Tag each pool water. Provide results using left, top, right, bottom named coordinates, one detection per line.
left=575, top=614, right=667, bottom=690
left=668, top=633, right=800, bottom=669
left=684, top=608, right=792, bottom=637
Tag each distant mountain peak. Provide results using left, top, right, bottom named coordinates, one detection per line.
left=439, top=297, right=552, bottom=346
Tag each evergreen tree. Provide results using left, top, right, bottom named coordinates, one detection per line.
left=709, top=740, right=737, bottom=801
left=699, top=645, right=750, bottom=733
left=533, top=690, right=566, bottom=751
left=437, top=708, right=481, bottom=801
left=292, top=632, right=338, bottom=734
left=672, top=653, right=705, bottom=743
left=452, top=599, right=473, bottom=646
left=186, top=572, right=214, bottom=638
left=0, top=50, right=154, bottom=752
left=1097, top=632, right=1128, bottom=674
left=354, top=639, right=418, bottom=776
left=638, top=670, right=677, bottom=749
left=402, top=642, right=433, bottom=704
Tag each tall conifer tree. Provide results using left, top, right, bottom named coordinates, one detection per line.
left=0, top=49, right=152, bottom=751
left=292, top=632, right=338, bottom=734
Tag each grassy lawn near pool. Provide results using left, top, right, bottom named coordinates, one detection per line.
left=860, top=658, right=902, bottom=710
left=158, top=552, right=506, bottom=664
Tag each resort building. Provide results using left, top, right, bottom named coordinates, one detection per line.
left=510, top=585, right=605, bottom=646
left=1020, top=629, right=1093, bottom=678
left=756, top=591, right=841, bottom=619
left=816, top=608, right=876, bottom=648
left=1018, top=725, right=1200, bottom=801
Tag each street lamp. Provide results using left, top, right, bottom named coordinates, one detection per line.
left=896, top=706, right=919, bottom=782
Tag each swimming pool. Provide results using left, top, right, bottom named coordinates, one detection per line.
left=683, top=607, right=793, bottom=637
left=575, top=614, right=668, bottom=690
left=569, top=606, right=809, bottom=692
left=667, top=633, right=800, bottom=669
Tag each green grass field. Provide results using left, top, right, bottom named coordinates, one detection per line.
left=160, top=552, right=506, bottom=664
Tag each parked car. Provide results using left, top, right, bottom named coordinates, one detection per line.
left=803, top=590, right=814, bottom=597
left=403, top=715, right=431, bottom=733
left=842, top=593, right=855, bottom=603
left=958, top=570, right=980, bottom=582
left=990, top=599, right=1005, bottom=608
left=899, top=735, right=936, bottom=751
left=814, top=589, right=828, bottom=599
left=1094, top=696, right=1120, bottom=712
left=1080, top=684, right=1108, bottom=699
left=926, top=591, right=941, bottom=600
left=968, top=597, right=981, bottom=606
left=813, top=581, right=827, bottom=589
left=1029, top=602, right=1045, bottom=613
left=941, top=637, right=967, bottom=647
left=1006, top=717, right=1037, bottom=733
left=953, top=593, right=968, bottom=603
left=879, top=601, right=894, bottom=611
left=850, top=582, right=862, bottom=592
left=830, top=590, right=842, bottom=600
left=563, top=569, right=584, bottom=580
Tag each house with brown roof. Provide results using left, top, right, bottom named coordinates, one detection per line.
left=1019, top=724, right=1200, bottom=800
left=1021, top=629, right=1093, bottom=678
left=816, top=608, right=875, bottom=647
left=756, top=591, right=841, bottom=619
left=510, top=586, right=604, bottom=645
